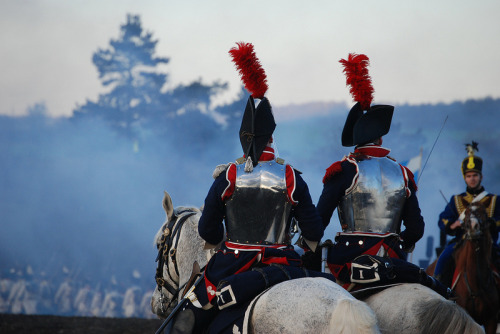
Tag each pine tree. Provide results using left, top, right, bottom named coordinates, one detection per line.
left=73, top=14, right=169, bottom=138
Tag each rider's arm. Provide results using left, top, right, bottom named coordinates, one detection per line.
left=291, top=171, right=324, bottom=243
left=198, top=174, right=227, bottom=245
left=316, top=160, right=356, bottom=230
left=438, top=196, right=460, bottom=236
left=399, top=183, right=425, bottom=249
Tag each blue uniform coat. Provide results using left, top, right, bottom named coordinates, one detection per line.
left=317, top=146, right=425, bottom=281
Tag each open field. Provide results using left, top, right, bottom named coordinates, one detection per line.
left=0, top=313, right=163, bottom=334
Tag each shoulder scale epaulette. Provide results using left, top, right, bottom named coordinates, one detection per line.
left=275, top=157, right=285, bottom=165
left=235, top=157, right=246, bottom=165
left=212, top=163, right=231, bottom=179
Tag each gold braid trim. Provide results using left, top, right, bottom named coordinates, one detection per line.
left=454, top=195, right=465, bottom=215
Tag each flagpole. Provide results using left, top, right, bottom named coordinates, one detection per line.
left=409, top=147, right=423, bottom=264
left=418, top=147, right=423, bottom=181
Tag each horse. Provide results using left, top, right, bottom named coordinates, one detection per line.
left=361, top=283, right=483, bottom=334
left=151, top=191, right=483, bottom=334
left=151, top=191, right=380, bottom=334
left=427, top=202, right=499, bottom=334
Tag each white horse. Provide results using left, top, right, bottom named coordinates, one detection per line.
left=361, top=283, right=484, bottom=334
left=151, top=191, right=379, bottom=334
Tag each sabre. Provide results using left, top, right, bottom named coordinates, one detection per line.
left=409, top=115, right=447, bottom=263
left=417, top=115, right=448, bottom=187
left=320, top=239, right=334, bottom=273
left=439, top=190, right=448, bottom=203
left=155, top=263, right=204, bottom=334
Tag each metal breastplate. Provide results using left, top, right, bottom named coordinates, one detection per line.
left=338, top=157, right=406, bottom=234
left=225, top=160, right=293, bottom=245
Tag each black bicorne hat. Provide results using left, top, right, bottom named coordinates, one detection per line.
left=461, top=141, right=482, bottom=176
left=239, top=96, right=276, bottom=166
left=339, top=53, right=394, bottom=147
left=341, top=103, right=394, bottom=147
left=230, top=42, right=275, bottom=167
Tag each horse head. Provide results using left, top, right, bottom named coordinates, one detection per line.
left=462, top=202, right=491, bottom=241
left=151, top=191, right=209, bottom=319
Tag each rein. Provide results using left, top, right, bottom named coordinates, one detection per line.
left=155, top=209, right=197, bottom=313
left=456, top=206, right=495, bottom=313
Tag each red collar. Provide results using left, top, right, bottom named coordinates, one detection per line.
left=353, top=144, right=391, bottom=158
left=244, top=147, right=275, bottom=162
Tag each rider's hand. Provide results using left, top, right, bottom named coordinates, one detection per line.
left=400, top=239, right=415, bottom=253
left=450, top=220, right=461, bottom=230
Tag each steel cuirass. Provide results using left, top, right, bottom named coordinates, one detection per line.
left=225, top=160, right=293, bottom=245
left=338, top=157, right=406, bottom=234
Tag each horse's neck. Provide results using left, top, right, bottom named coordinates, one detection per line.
left=175, top=213, right=210, bottom=290
left=456, top=238, right=492, bottom=281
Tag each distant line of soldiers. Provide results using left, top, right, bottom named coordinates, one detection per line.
left=0, top=267, right=156, bottom=318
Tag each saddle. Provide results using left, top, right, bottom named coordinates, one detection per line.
left=348, top=254, right=453, bottom=299
left=349, top=283, right=404, bottom=299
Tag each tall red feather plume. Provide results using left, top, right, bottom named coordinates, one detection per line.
left=339, top=53, right=374, bottom=110
left=229, top=42, right=268, bottom=99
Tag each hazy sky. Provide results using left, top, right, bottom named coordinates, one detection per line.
left=1, top=0, right=499, bottom=117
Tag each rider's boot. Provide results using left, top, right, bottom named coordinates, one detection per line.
left=419, top=269, right=454, bottom=299
left=169, top=301, right=196, bottom=334
left=169, top=299, right=217, bottom=334
left=437, top=261, right=454, bottom=288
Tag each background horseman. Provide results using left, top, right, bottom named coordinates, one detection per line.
left=434, top=141, right=500, bottom=287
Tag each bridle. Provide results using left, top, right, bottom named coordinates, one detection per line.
left=462, top=205, right=489, bottom=241
left=155, top=209, right=197, bottom=313
left=457, top=204, right=494, bottom=312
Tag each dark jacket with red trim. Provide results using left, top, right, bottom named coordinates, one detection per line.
left=317, top=145, right=425, bottom=281
left=197, top=148, right=325, bottom=305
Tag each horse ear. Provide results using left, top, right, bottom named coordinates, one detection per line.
left=163, top=191, right=174, bottom=221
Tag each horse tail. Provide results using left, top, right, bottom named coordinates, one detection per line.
left=328, top=298, right=380, bottom=334
left=416, top=298, right=484, bottom=334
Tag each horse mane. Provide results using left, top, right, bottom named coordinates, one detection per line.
left=416, top=298, right=484, bottom=334
left=173, top=206, right=202, bottom=216
left=153, top=205, right=202, bottom=247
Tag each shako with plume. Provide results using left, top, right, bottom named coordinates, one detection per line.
left=461, top=141, right=482, bottom=176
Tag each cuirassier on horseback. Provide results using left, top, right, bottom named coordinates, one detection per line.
left=152, top=191, right=483, bottom=334
left=312, top=53, right=452, bottom=298
left=152, top=191, right=381, bottom=334
left=166, top=42, right=337, bottom=334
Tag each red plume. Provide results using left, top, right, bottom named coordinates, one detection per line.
left=229, top=42, right=268, bottom=99
left=339, top=53, right=374, bottom=110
